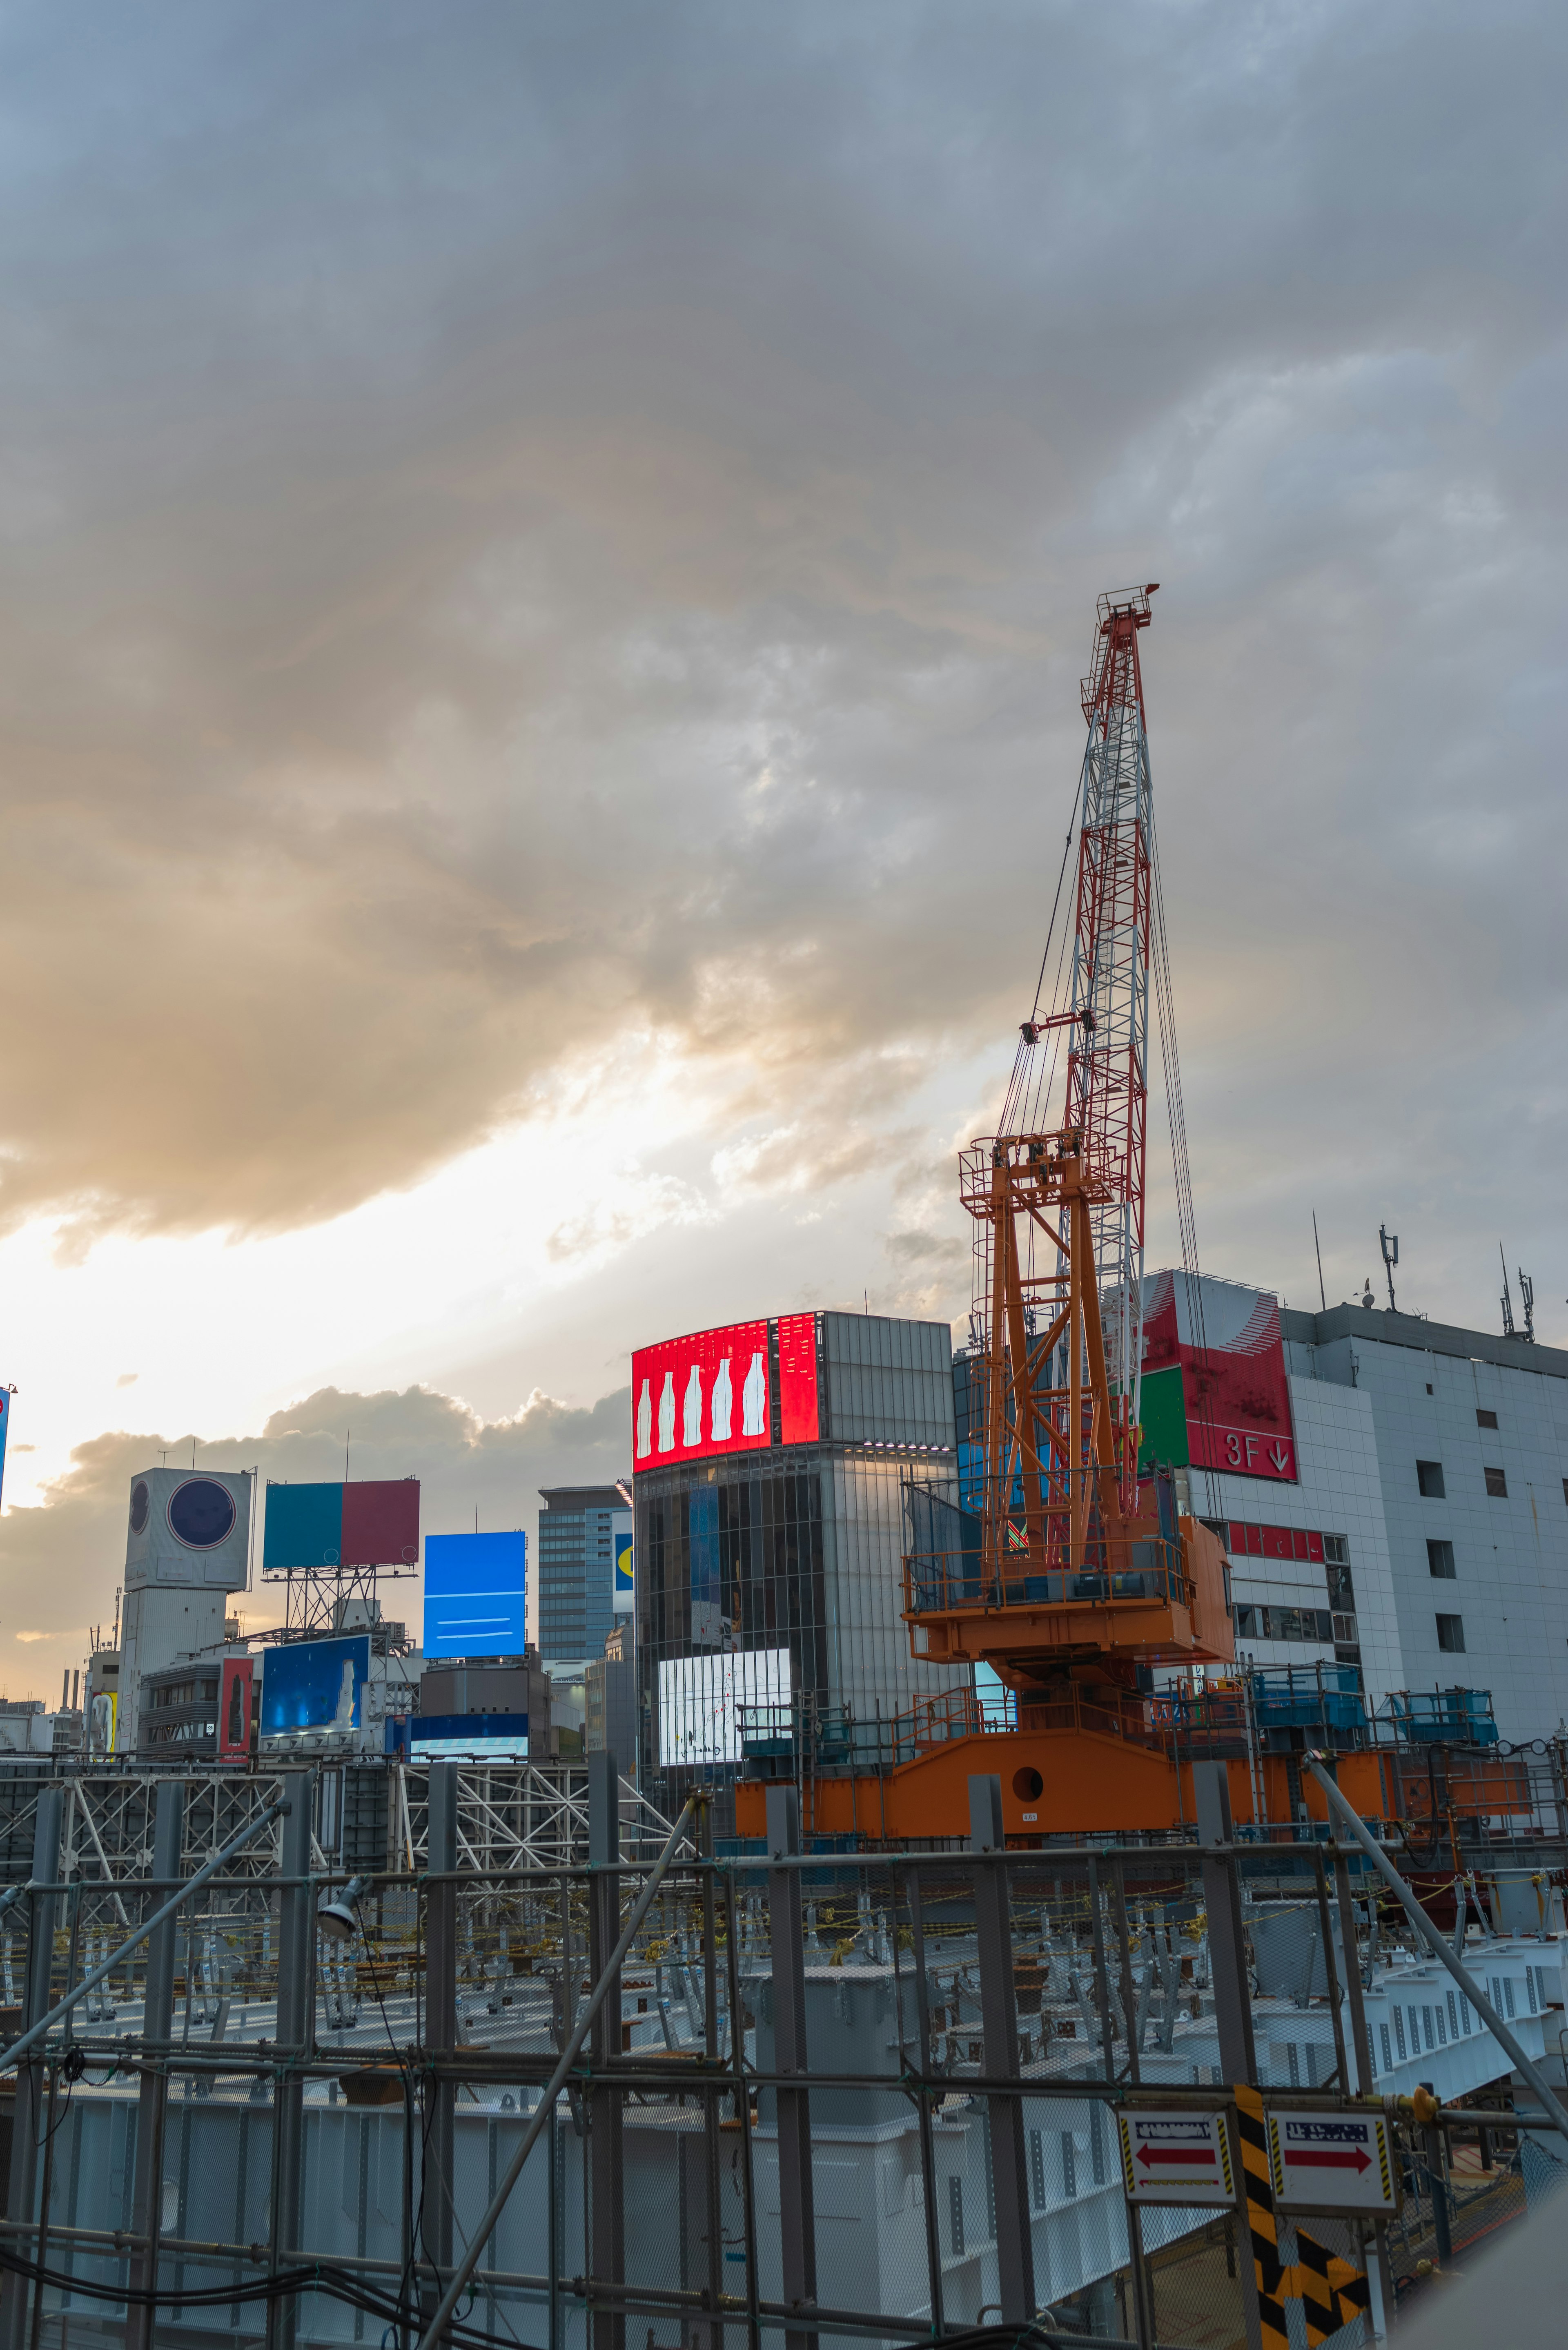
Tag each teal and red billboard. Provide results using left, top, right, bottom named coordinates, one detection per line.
left=261, top=1479, right=420, bottom=1572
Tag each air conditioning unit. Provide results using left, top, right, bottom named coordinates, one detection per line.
left=124, top=1467, right=254, bottom=1592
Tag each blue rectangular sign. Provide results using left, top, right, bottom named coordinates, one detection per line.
left=423, top=1530, right=528, bottom=1659
left=0, top=1389, right=10, bottom=1514
left=259, top=1634, right=370, bottom=1735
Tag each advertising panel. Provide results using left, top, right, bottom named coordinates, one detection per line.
left=612, top=1512, right=634, bottom=1613
left=422, top=1530, right=528, bottom=1659
left=0, top=1387, right=13, bottom=1512
left=657, top=1646, right=790, bottom=1768
left=258, top=1634, right=370, bottom=1736
left=262, top=1480, right=420, bottom=1572
left=1139, top=1272, right=1298, bottom=1483
left=633, top=1319, right=771, bottom=1468
left=410, top=1712, right=529, bottom=1760
left=776, top=1313, right=820, bottom=1445
left=89, top=1691, right=118, bottom=1757
left=217, top=1657, right=254, bottom=1761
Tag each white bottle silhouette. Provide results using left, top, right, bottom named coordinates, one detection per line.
left=334, top=1659, right=356, bottom=1730
left=683, top=1365, right=704, bottom=1447
left=711, top=1358, right=733, bottom=1441
left=657, top=1372, right=676, bottom=1452
left=741, top=1351, right=766, bottom=1436
left=636, top=1380, right=653, bottom=1459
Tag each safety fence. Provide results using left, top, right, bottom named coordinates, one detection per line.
left=0, top=1761, right=1559, bottom=2349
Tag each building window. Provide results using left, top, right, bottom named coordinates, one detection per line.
left=1427, top=1539, right=1456, bottom=1580
left=1322, top=1534, right=1348, bottom=1565
left=1484, top=1466, right=1508, bottom=1498
left=1416, top=1460, right=1445, bottom=1498
left=1436, top=1613, right=1466, bottom=1654
left=1476, top=1408, right=1498, bottom=1429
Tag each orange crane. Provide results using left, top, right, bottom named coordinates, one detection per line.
left=736, top=589, right=1385, bottom=1842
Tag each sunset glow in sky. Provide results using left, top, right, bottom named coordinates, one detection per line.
left=0, top=1, right=1562, bottom=1694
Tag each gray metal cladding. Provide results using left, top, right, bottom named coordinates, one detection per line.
left=820, top=1312, right=956, bottom=1448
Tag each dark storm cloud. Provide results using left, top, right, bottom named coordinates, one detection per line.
left=0, top=1381, right=630, bottom=1676
left=0, top=1, right=1561, bottom=1284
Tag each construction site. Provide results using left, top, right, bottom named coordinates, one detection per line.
left=2, top=586, right=1566, bottom=2349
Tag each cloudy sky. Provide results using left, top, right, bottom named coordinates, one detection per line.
left=0, top=0, right=1562, bottom=1695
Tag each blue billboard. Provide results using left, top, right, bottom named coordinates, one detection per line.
left=423, top=1530, right=528, bottom=1659
left=409, top=1711, right=529, bottom=1760
left=259, top=1634, right=370, bottom=1736
left=0, top=1389, right=10, bottom=1513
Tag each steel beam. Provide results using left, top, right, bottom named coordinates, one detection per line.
left=587, top=1749, right=624, bottom=2350
left=420, top=1760, right=459, bottom=2337
left=967, top=1776, right=1034, bottom=2323
left=0, top=1788, right=62, bottom=2350
left=269, top=1774, right=316, bottom=2350
left=766, top=1786, right=817, bottom=2350
left=125, top=1779, right=183, bottom=2350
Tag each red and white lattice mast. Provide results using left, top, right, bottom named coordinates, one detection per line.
left=1064, top=583, right=1156, bottom=1466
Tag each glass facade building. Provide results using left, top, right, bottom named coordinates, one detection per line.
left=632, top=1312, right=969, bottom=1817
left=535, top=1484, right=631, bottom=1664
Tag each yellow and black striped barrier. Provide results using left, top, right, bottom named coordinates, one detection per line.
left=1234, top=2086, right=1372, bottom=2348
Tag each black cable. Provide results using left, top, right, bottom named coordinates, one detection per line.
left=0, top=2235, right=524, bottom=2350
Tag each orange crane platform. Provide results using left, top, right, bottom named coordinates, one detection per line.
left=733, top=1685, right=1393, bottom=1845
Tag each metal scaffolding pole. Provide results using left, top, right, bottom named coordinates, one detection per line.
left=766, top=1784, right=818, bottom=2350
left=419, top=1761, right=459, bottom=2337
left=0, top=1788, right=62, bottom=2350
left=125, top=1778, right=184, bottom=2350
left=269, top=1774, right=317, bottom=2350
left=587, top=1750, right=625, bottom=2350
left=967, top=1777, right=1034, bottom=2324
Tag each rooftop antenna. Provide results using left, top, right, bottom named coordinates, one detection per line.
left=1379, top=1223, right=1399, bottom=1313
left=1518, top=1266, right=1535, bottom=1344
left=1312, top=1211, right=1327, bottom=1313
left=1499, top=1244, right=1516, bottom=1339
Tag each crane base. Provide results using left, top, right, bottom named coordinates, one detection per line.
left=733, top=1725, right=1390, bottom=1844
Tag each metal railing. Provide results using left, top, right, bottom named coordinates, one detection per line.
left=0, top=1758, right=1561, bottom=2350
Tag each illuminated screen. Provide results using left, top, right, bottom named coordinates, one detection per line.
left=657, top=1647, right=790, bottom=1768
left=259, top=1635, right=370, bottom=1735
left=411, top=1712, right=528, bottom=1760
left=633, top=1318, right=771, bottom=1468
left=612, top=1512, right=633, bottom=1613
left=776, top=1312, right=820, bottom=1444
left=423, top=1529, right=529, bottom=1658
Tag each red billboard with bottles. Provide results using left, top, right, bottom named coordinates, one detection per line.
left=632, top=1314, right=822, bottom=1468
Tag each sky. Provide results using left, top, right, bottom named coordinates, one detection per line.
left=0, top=0, right=1563, bottom=1698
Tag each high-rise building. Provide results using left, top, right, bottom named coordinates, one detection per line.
left=535, top=1483, right=632, bottom=1663
left=630, top=1309, right=966, bottom=1816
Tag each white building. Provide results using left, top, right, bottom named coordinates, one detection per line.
left=1159, top=1279, right=1568, bottom=1739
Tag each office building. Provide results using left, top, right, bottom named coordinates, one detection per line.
left=1065, top=1272, right=1568, bottom=1741
left=631, top=1309, right=967, bottom=1810
left=535, top=1483, right=631, bottom=1663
